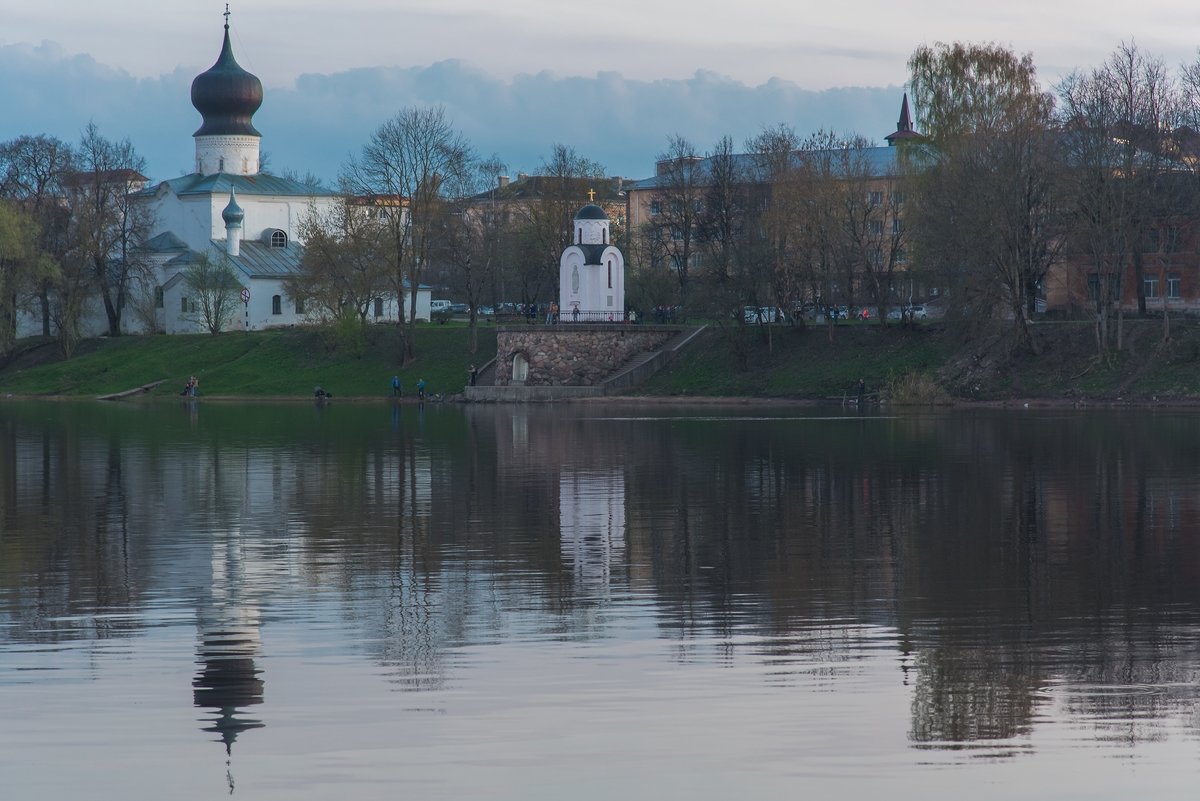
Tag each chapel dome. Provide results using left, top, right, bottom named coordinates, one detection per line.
left=222, top=189, right=244, bottom=225
left=191, top=23, right=263, bottom=138
left=574, top=204, right=608, bottom=221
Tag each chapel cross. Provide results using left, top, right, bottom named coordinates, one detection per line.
left=588, top=188, right=595, bottom=202
left=224, top=4, right=231, bottom=27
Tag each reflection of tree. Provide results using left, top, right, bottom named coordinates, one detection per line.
left=6, top=402, right=1200, bottom=756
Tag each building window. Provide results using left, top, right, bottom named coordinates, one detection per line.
left=295, top=298, right=305, bottom=314
left=650, top=201, right=662, bottom=215
left=1144, top=276, right=1159, bottom=299
left=577, top=227, right=582, bottom=244
left=896, top=249, right=908, bottom=264
left=155, top=286, right=164, bottom=308
left=270, top=230, right=288, bottom=248
left=869, top=220, right=883, bottom=236
left=892, top=218, right=904, bottom=235
left=272, top=294, right=282, bottom=315
left=1168, top=275, right=1182, bottom=299
left=869, top=191, right=883, bottom=206
left=374, top=297, right=384, bottom=317
left=890, top=191, right=906, bottom=205
left=181, top=296, right=188, bottom=313
left=608, top=261, right=612, bottom=289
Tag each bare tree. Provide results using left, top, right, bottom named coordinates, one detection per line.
left=183, top=252, right=242, bottom=334
left=508, top=145, right=606, bottom=306
left=66, top=123, right=155, bottom=336
left=287, top=196, right=391, bottom=324
left=345, top=106, right=472, bottom=364
left=648, top=135, right=705, bottom=305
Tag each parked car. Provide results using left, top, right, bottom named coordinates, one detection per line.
left=478, top=305, right=495, bottom=316
left=430, top=300, right=451, bottom=314
left=449, top=302, right=469, bottom=314
left=743, top=306, right=780, bottom=323
left=887, top=305, right=928, bottom=321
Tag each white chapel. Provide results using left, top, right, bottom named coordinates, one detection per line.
left=559, top=203, right=625, bottom=321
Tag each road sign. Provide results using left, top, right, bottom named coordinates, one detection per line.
left=240, top=287, right=250, bottom=304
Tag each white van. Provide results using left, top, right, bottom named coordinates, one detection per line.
left=430, top=300, right=451, bottom=314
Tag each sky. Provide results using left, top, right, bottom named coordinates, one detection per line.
left=3, top=1, right=1198, bottom=183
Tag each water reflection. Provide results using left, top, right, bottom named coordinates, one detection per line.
left=1, top=401, right=1200, bottom=791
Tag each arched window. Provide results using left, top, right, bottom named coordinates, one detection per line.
left=154, top=286, right=164, bottom=309
left=577, top=227, right=582, bottom=244
left=607, top=260, right=612, bottom=289
left=272, top=295, right=282, bottom=315
left=271, top=230, right=288, bottom=248
left=374, top=297, right=384, bottom=318
left=603, top=228, right=607, bottom=244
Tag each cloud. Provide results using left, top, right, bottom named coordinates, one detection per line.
left=0, top=42, right=907, bottom=184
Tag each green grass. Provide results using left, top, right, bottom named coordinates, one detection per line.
left=0, top=322, right=498, bottom=399
left=3, top=315, right=1197, bottom=402
left=639, top=322, right=956, bottom=399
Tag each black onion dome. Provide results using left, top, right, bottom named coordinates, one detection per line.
left=574, top=204, right=608, bottom=220
left=191, top=25, right=263, bottom=137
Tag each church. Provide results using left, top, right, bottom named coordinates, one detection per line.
left=29, top=13, right=430, bottom=338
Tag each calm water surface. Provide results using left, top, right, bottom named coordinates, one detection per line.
left=2, top=400, right=1200, bottom=799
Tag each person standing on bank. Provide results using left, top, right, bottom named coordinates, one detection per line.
left=417, top=377, right=426, bottom=401
left=857, top=378, right=866, bottom=405
left=468, top=365, right=478, bottom=386
left=392, top=375, right=401, bottom=397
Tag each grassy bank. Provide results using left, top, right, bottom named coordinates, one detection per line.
left=2, top=316, right=1198, bottom=402
left=0, top=324, right=498, bottom=399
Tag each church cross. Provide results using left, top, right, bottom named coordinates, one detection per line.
left=224, top=4, right=231, bottom=27
left=588, top=188, right=595, bottom=202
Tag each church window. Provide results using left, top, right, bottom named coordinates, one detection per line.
left=603, top=228, right=607, bottom=244
left=181, top=296, right=188, bottom=313
left=374, top=297, right=384, bottom=317
left=608, top=260, right=612, bottom=289
left=272, top=295, right=282, bottom=315
left=271, top=230, right=288, bottom=248
left=577, top=227, right=582, bottom=244
left=155, top=286, right=164, bottom=308
left=219, top=157, right=225, bottom=172
left=295, top=298, right=305, bottom=314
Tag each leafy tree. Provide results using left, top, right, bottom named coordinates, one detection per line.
left=0, top=134, right=72, bottom=336
left=908, top=42, right=1060, bottom=354
left=0, top=201, right=50, bottom=360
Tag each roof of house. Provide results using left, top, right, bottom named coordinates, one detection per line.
left=141, top=171, right=334, bottom=199
left=626, top=146, right=904, bottom=191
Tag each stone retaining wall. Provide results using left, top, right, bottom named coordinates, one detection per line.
left=495, top=326, right=674, bottom=386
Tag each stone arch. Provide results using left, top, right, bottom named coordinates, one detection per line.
left=511, top=351, right=530, bottom=384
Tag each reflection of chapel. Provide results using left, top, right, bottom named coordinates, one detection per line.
left=559, top=201, right=625, bottom=320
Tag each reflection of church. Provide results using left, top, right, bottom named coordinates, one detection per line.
left=559, top=468, right=627, bottom=597
left=193, top=526, right=265, bottom=761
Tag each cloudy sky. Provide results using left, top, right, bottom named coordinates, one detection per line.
left=3, top=1, right=1197, bottom=182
